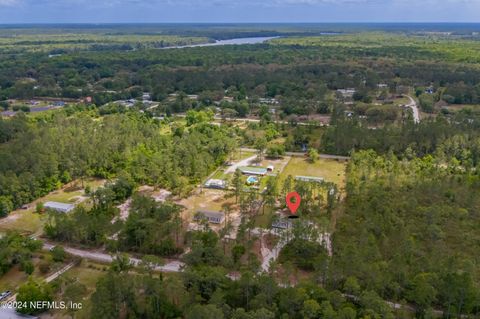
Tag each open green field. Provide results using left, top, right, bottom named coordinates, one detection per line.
left=280, top=157, right=346, bottom=189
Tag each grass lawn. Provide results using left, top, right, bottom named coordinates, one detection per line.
left=159, top=122, right=173, bottom=135
left=210, top=167, right=231, bottom=182
left=280, top=157, right=346, bottom=189
left=253, top=206, right=276, bottom=228
left=230, top=149, right=256, bottom=162
left=446, top=104, right=480, bottom=112
left=0, top=210, right=43, bottom=234
left=45, top=189, right=84, bottom=203
left=393, top=96, right=410, bottom=106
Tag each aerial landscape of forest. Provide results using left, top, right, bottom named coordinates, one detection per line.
left=1, top=17, right=480, bottom=319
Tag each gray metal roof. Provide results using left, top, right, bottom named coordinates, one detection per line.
left=44, top=201, right=75, bottom=213
left=295, top=176, right=324, bottom=183
left=195, top=210, right=225, bottom=219
left=194, top=210, right=225, bottom=224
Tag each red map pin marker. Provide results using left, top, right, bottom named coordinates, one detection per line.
left=286, top=192, right=301, bottom=215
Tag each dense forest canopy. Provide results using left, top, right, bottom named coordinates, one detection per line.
left=1, top=28, right=480, bottom=111
left=0, top=111, right=236, bottom=211
left=332, top=150, right=480, bottom=317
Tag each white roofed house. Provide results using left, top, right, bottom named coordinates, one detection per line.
left=272, top=218, right=292, bottom=230
left=238, top=166, right=268, bottom=176
left=194, top=210, right=225, bottom=224
left=43, top=201, right=75, bottom=213
left=337, top=88, right=356, bottom=99
left=204, top=179, right=227, bottom=189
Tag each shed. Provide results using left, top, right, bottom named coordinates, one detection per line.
left=272, top=219, right=292, bottom=229
left=239, top=166, right=267, bottom=176
left=204, top=179, right=227, bottom=189
left=295, top=176, right=325, bottom=183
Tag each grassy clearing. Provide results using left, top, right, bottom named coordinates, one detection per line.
left=0, top=265, right=35, bottom=292
left=280, top=157, right=346, bottom=189
left=210, top=168, right=231, bottom=182
left=393, top=96, right=410, bottom=106
left=0, top=252, right=57, bottom=292
left=0, top=210, right=43, bottom=234
left=230, top=149, right=256, bottom=161
left=253, top=206, right=276, bottom=228
left=0, top=178, right=105, bottom=235
left=48, top=261, right=108, bottom=319
left=446, top=104, right=480, bottom=112
left=177, top=189, right=235, bottom=219
left=47, top=262, right=185, bottom=319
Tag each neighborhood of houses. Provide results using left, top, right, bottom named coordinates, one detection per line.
left=191, top=151, right=340, bottom=236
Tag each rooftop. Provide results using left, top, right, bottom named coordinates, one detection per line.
left=194, top=210, right=225, bottom=224
left=44, top=201, right=75, bottom=213
left=196, top=210, right=225, bottom=219
left=239, top=166, right=268, bottom=175
left=295, top=176, right=325, bottom=183
left=204, top=179, right=227, bottom=188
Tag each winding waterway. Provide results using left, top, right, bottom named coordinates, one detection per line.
left=163, top=36, right=279, bottom=49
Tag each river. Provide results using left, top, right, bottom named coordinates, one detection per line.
left=162, top=36, right=279, bottom=49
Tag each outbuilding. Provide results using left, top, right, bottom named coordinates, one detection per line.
left=272, top=219, right=292, bottom=229
left=194, top=210, right=225, bottom=224
left=295, top=176, right=325, bottom=183
left=239, top=166, right=267, bottom=176
left=204, top=179, right=227, bottom=189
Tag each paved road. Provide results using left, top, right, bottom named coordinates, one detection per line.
left=404, top=95, right=420, bottom=123
left=45, top=262, right=76, bottom=283
left=43, top=243, right=184, bottom=273
left=225, top=154, right=258, bottom=174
